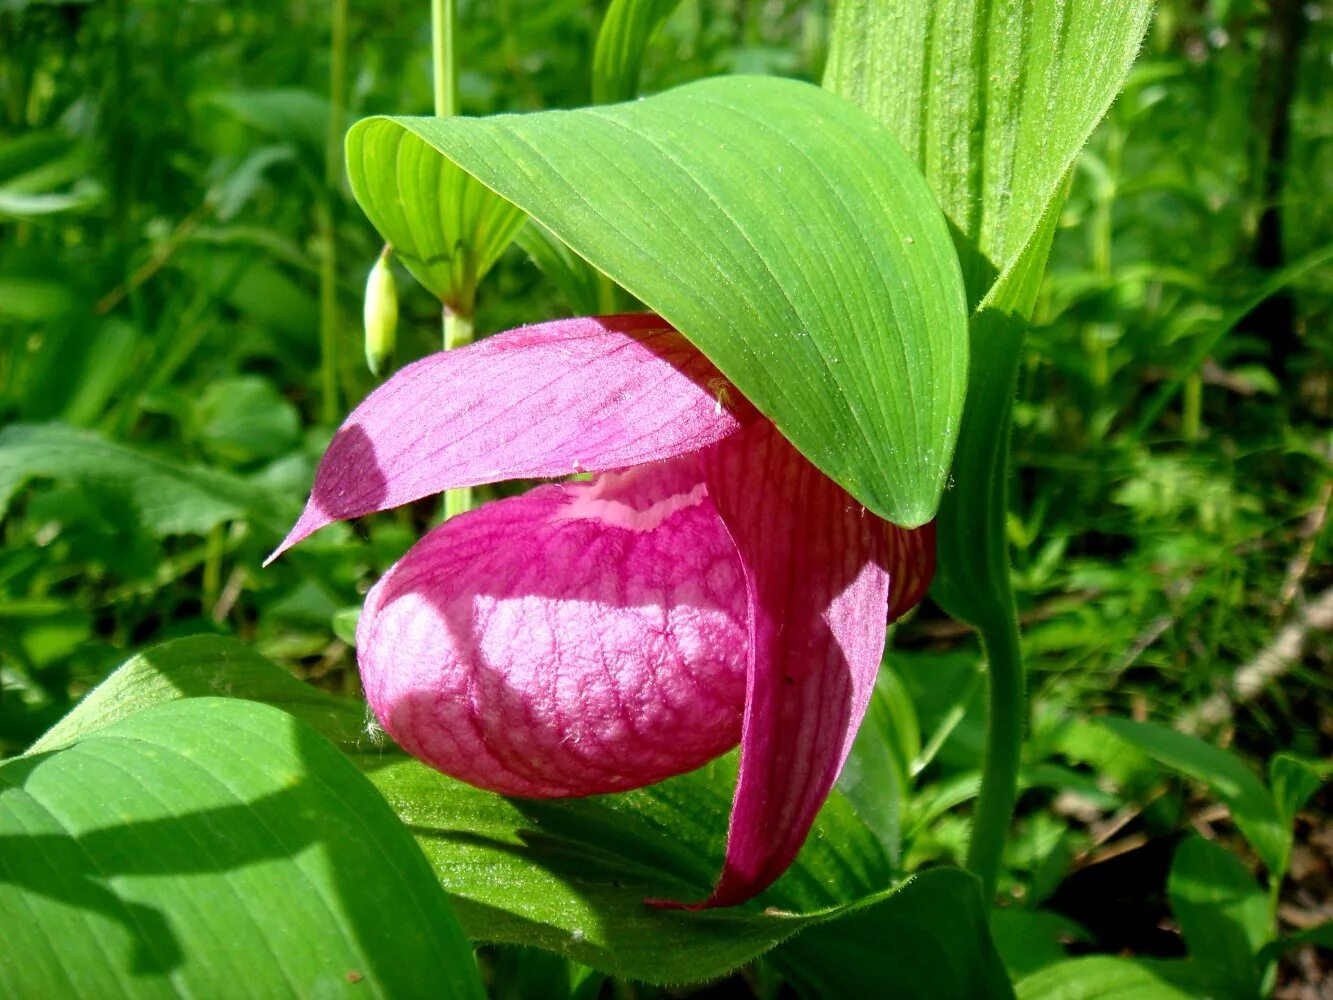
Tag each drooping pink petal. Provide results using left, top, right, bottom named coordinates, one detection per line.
left=356, top=454, right=750, bottom=797
left=886, top=519, right=936, bottom=623
left=652, top=421, right=894, bottom=910
left=269, top=313, right=755, bottom=561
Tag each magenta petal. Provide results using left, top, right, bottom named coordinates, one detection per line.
left=886, top=519, right=936, bottom=623
left=653, top=422, right=892, bottom=909
left=356, top=455, right=750, bottom=797
left=270, top=313, right=753, bottom=559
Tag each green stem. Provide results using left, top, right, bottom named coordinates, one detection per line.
left=319, top=0, right=349, bottom=425
left=201, top=525, right=224, bottom=618
left=443, top=307, right=474, bottom=517
left=1181, top=372, right=1202, bottom=440
left=965, top=611, right=1025, bottom=903
left=433, top=0, right=475, bottom=518
left=431, top=0, right=458, bottom=118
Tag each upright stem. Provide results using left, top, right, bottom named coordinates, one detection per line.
left=434, top=0, right=473, bottom=514
left=966, top=611, right=1025, bottom=903
left=319, top=0, right=349, bottom=424
left=431, top=0, right=458, bottom=118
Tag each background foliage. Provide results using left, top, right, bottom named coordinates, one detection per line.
left=1, top=0, right=1330, bottom=996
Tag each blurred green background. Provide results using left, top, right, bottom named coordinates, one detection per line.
left=1, top=0, right=1330, bottom=990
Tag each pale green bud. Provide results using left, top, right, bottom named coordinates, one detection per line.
left=363, top=248, right=398, bottom=376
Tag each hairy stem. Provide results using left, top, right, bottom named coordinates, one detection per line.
left=966, top=609, right=1025, bottom=903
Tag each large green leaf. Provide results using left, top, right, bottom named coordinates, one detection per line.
left=825, top=0, right=1152, bottom=624
left=2, top=697, right=482, bottom=998
left=57, top=637, right=1010, bottom=990
left=824, top=0, right=1154, bottom=311
left=364, top=751, right=890, bottom=982
left=0, top=423, right=295, bottom=540
left=1167, top=835, right=1269, bottom=999
left=28, top=634, right=367, bottom=756
left=1099, top=718, right=1288, bottom=877
left=1015, top=957, right=1201, bottom=1000
left=776, top=868, right=1014, bottom=999
left=347, top=75, right=969, bottom=526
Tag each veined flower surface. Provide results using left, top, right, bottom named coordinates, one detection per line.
left=271, top=313, right=934, bottom=909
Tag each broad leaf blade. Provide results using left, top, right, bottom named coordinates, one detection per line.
left=365, top=752, right=891, bottom=982
left=346, top=127, right=525, bottom=309
left=825, top=1, right=1152, bottom=626
left=0, top=423, right=296, bottom=540
left=824, top=0, right=1154, bottom=310
left=1167, top=835, right=1269, bottom=998
left=347, top=75, right=969, bottom=526
left=1099, top=718, right=1288, bottom=876
left=28, top=634, right=367, bottom=755
left=60, top=636, right=1011, bottom=989
left=774, top=868, right=1014, bottom=999
left=1015, top=957, right=1202, bottom=1000
left=1, top=698, right=482, bottom=998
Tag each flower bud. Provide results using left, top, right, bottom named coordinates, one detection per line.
left=363, top=248, right=398, bottom=377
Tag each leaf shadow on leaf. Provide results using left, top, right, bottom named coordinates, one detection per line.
left=2, top=714, right=450, bottom=989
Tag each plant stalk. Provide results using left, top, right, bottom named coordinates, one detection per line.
left=433, top=0, right=475, bottom=517
left=965, top=610, right=1025, bottom=903
left=319, top=0, right=349, bottom=425
left=431, top=0, right=458, bottom=118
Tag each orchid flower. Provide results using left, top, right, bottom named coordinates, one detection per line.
left=271, top=312, right=935, bottom=909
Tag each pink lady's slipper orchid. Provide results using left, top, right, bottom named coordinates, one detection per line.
left=270, top=313, right=934, bottom=909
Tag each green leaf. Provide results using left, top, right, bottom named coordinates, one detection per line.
left=825, top=1, right=1151, bottom=624
left=1167, top=835, right=1270, bottom=998
left=591, top=0, right=683, bottom=104
left=363, top=751, right=896, bottom=983
left=348, top=75, right=968, bottom=525
left=836, top=667, right=916, bottom=866
left=1269, top=753, right=1328, bottom=830
left=1015, top=957, right=1201, bottom=1000
left=775, top=868, right=1015, bottom=999
left=0, top=423, right=296, bottom=540
left=2, top=698, right=483, bottom=998
left=207, top=88, right=342, bottom=163
left=28, top=634, right=367, bottom=755
left=989, top=909, right=1091, bottom=981
left=1098, top=718, right=1288, bottom=876
left=57, top=637, right=1008, bottom=989
left=824, top=0, right=1154, bottom=311
left=344, top=115, right=525, bottom=311
left=1257, top=921, right=1333, bottom=967
left=190, top=375, right=302, bottom=465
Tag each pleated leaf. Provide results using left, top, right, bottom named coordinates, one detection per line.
left=825, top=0, right=1153, bottom=623
left=347, top=74, right=968, bottom=527
left=2, top=697, right=482, bottom=998
left=51, top=636, right=1010, bottom=991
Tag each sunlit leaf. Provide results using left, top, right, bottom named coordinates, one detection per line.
left=348, top=75, right=969, bottom=525
left=0, top=423, right=296, bottom=539
left=56, top=637, right=1009, bottom=990
left=3, top=698, right=482, bottom=998
left=1015, top=957, right=1201, bottom=1000
left=1167, top=835, right=1269, bottom=998
left=825, top=0, right=1152, bottom=623
left=1099, top=718, right=1288, bottom=876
